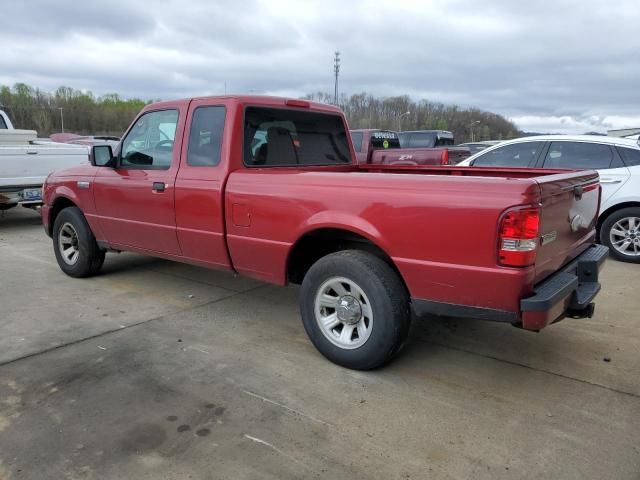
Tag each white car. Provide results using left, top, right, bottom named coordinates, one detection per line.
left=457, top=135, right=640, bottom=263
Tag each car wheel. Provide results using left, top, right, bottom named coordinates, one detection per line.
left=53, top=207, right=106, bottom=277
left=600, top=207, right=640, bottom=263
left=300, top=250, right=410, bottom=370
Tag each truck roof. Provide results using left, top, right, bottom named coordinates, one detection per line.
left=142, top=95, right=343, bottom=115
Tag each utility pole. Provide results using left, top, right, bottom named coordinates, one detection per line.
left=58, top=107, right=64, bottom=133
left=333, top=51, right=340, bottom=105
left=398, top=111, right=411, bottom=132
left=469, top=120, right=480, bottom=142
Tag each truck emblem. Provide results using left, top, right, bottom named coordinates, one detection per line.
left=541, top=231, right=557, bottom=245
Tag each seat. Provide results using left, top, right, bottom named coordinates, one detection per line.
left=265, top=127, right=297, bottom=165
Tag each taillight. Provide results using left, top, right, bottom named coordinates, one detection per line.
left=498, top=206, right=540, bottom=267
left=440, top=149, right=449, bottom=165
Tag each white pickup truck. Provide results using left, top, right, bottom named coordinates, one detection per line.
left=0, top=110, right=89, bottom=211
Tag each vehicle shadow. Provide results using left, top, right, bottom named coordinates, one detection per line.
left=0, top=208, right=42, bottom=229
left=389, top=310, right=626, bottom=393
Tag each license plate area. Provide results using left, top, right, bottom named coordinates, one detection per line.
left=21, top=188, right=42, bottom=202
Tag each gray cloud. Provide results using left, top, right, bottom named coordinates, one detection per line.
left=1, top=0, right=639, bottom=133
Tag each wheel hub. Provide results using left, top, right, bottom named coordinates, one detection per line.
left=336, top=295, right=362, bottom=325
left=610, top=216, right=640, bottom=257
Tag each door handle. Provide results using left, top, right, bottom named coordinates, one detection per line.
left=152, top=182, right=167, bottom=192
left=600, top=178, right=622, bottom=184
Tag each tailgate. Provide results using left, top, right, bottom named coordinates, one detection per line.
left=370, top=148, right=442, bottom=166
left=534, top=170, right=600, bottom=283
left=447, top=147, right=471, bottom=164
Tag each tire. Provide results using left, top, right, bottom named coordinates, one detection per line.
left=52, top=207, right=106, bottom=277
left=600, top=207, right=640, bottom=263
left=300, top=250, right=410, bottom=370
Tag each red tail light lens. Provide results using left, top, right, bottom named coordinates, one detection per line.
left=498, top=206, right=540, bottom=267
left=440, top=149, right=449, bottom=165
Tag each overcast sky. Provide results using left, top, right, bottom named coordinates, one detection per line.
left=1, top=0, right=639, bottom=133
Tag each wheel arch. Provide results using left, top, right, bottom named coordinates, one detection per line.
left=286, top=226, right=408, bottom=293
left=48, top=196, right=78, bottom=236
left=597, top=201, right=640, bottom=231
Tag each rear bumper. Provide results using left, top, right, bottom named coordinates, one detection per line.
left=410, top=243, right=608, bottom=331
left=519, top=244, right=608, bottom=330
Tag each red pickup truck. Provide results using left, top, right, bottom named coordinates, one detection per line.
left=351, top=129, right=470, bottom=166
left=42, top=95, right=607, bottom=370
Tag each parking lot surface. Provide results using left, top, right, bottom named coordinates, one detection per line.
left=1, top=208, right=639, bottom=479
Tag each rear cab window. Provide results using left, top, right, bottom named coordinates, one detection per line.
left=542, top=142, right=613, bottom=169
left=0, top=115, right=6, bottom=129
left=244, top=107, right=351, bottom=167
left=407, top=132, right=436, bottom=148
left=472, top=142, right=543, bottom=167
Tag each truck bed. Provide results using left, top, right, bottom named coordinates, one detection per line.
left=0, top=143, right=89, bottom=188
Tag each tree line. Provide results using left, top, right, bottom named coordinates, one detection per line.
left=306, top=92, right=520, bottom=143
left=1, top=83, right=520, bottom=143
left=0, top=83, right=147, bottom=137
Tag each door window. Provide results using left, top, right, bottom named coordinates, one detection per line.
left=617, top=147, right=640, bottom=167
left=187, top=106, right=226, bottom=166
left=542, top=142, right=613, bottom=169
left=472, top=142, right=543, bottom=167
left=351, top=132, right=364, bottom=152
left=120, top=109, right=179, bottom=169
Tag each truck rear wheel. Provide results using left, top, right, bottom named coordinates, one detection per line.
left=300, top=250, right=410, bottom=370
left=53, top=207, right=105, bottom=277
left=600, top=207, right=640, bottom=263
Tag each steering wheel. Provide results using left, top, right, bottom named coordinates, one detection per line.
left=154, top=139, right=174, bottom=151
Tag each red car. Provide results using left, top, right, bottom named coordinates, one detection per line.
left=351, top=129, right=470, bottom=165
left=42, top=95, right=607, bottom=369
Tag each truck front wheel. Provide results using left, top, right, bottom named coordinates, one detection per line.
left=300, top=250, right=410, bottom=370
left=52, top=207, right=105, bottom=277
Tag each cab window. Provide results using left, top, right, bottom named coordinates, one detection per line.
left=187, top=106, right=226, bottom=166
left=542, top=142, right=613, bottom=170
left=120, top=109, right=178, bottom=169
left=244, top=107, right=350, bottom=167
left=472, top=142, right=543, bottom=167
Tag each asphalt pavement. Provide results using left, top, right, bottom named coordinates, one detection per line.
left=1, top=207, right=638, bottom=479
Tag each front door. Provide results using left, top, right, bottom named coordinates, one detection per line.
left=93, top=108, right=183, bottom=255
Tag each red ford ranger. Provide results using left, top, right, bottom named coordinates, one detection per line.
left=42, top=95, right=608, bottom=370
left=351, top=129, right=471, bottom=166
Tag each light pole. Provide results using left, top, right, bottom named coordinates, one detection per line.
left=469, top=120, right=480, bottom=142
left=333, top=51, right=341, bottom=105
left=398, top=111, right=411, bottom=132
left=58, top=107, right=64, bottom=133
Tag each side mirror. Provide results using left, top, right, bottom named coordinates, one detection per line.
left=90, top=145, right=114, bottom=167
